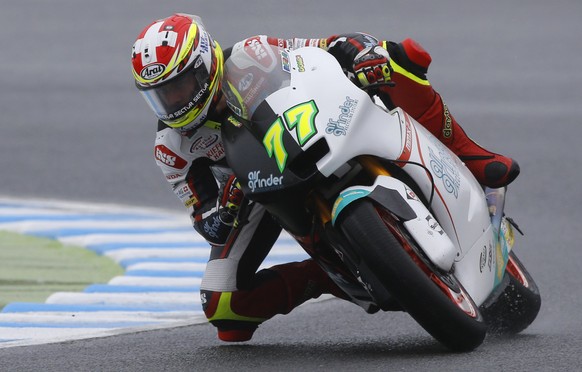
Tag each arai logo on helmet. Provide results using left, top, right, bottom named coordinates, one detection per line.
left=140, top=63, right=166, bottom=80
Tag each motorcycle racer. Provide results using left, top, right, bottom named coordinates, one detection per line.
left=131, top=13, right=520, bottom=342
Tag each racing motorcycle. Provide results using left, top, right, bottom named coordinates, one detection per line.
left=221, top=43, right=541, bottom=351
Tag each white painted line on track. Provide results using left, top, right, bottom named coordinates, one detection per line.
left=107, top=276, right=203, bottom=287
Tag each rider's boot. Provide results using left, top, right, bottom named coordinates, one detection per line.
left=202, top=259, right=345, bottom=342
left=379, top=38, right=519, bottom=188
left=415, top=91, right=520, bottom=188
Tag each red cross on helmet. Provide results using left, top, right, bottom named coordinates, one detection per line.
left=131, top=14, right=224, bottom=132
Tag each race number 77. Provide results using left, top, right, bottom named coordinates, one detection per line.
left=263, top=100, right=319, bottom=173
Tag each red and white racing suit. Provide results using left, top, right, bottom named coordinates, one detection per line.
left=153, top=33, right=515, bottom=342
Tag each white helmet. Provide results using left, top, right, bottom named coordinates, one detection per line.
left=131, top=14, right=224, bottom=132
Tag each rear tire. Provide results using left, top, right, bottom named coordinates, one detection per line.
left=480, top=252, right=541, bottom=334
left=338, top=199, right=487, bottom=352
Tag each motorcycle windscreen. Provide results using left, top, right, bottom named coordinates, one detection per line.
left=223, top=42, right=291, bottom=120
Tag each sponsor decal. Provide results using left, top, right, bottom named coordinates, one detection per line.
left=175, top=185, right=198, bottom=207
left=140, top=63, right=165, bottom=80
left=398, top=113, right=413, bottom=163
left=203, top=216, right=222, bottom=239
left=428, top=142, right=461, bottom=198
left=442, top=103, right=453, bottom=139
left=155, top=145, right=187, bottom=169
left=331, top=188, right=370, bottom=225
left=227, top=115, right=242, bottom=127
left=238, top=73, right=254, bottom=91
left=326, top=96, right=358, bottom=136
left=193, top=55, right=204, bottom=69
left=425, top=215, right=445, bottom=236
left=199, top=31, right=210, bottom=53
left=244, top=36, right=273, bottom=69
left=479, top=243, right=494, bottom=273
left=159, top=82, right=209, bottom=121
left=281, top=50, right=291, bottom=73
left=184, top=196, right=198, bottom=208
left=190, top=134, right=219, bottom=152
left=247, top=170, right=284, bottom=192
left=488, top=242, right=493, bottom=271
left=294, top=38, right=308, bottom=48
left=166, top=173, right=182, bottom=181
left=160, top=82, right=208, bottom=120
left=206, top=142, right=225, bottom=161
left=479, top=245, right=487, bottom=273
left=242, top=76, right=266, bottom=108
left=226, top=100, right=243, bottom=117
left=295, top=55, right=305, bottom=72
left=404, top=186, right=419, bottom=201
left=175, top=185, right=192, bottom=199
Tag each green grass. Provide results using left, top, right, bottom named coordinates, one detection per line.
left=0, top=231, right=123, bottom=309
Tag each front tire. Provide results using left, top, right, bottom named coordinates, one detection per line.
left=480, top=252, right=541, bottom=334
left=338, top=199, right=487, bottom=352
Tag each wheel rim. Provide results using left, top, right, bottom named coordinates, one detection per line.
left=506, top=254, right=529, bottom=287
left=377, top=207, right=479, bottom=319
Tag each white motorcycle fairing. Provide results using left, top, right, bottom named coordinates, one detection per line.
left=263, top=47, right=506, bottom=306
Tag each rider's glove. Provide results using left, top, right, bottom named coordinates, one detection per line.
left=218, top=175, right=244, bottom=226
left=353, top=45, right=392, bottom=87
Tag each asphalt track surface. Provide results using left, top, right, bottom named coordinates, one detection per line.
left=1, top=0, right=581, bottom=370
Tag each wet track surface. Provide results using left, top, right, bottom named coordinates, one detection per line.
left=1, top=0, right=582, bottom=370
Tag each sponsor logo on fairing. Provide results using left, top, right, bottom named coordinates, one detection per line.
left=488, top=242, right=493, bottom=271
left=247, top=170, right=284, bottom=192
left=398, top=114, right=414, bottom=164
left=281, top=50, right=291, bottom=73
left=244, top=37, right=274, bottom=69
left=428, top=142, right=461, bottom=198
left=405, top=186, right=419, bottom=201
left=479, top=243, right=493, bottom=273
left=480, top=245, right=487, bottom=273
left=295, top=55, right=305, bottom=72
left=326, top=96, right=358, bottom=136
left=425, top=215, right=445, bottom=236
left=238, top=73, right=254, bottom=91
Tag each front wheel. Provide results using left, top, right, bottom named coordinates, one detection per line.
left=338, top=199, right=487, bottom=352
left=480, top=251, right=541, bottom=334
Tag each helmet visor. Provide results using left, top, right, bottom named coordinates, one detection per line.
left=138, top=56, right=211, bottom=127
